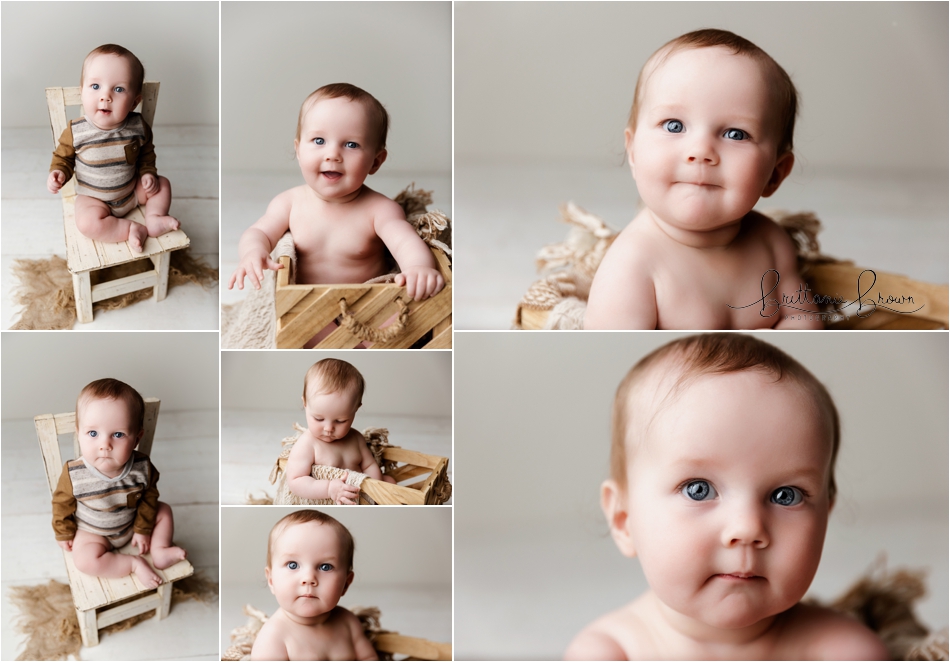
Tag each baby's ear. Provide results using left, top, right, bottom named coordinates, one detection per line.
left=368, top=149, right=387, bottom=175
left=624, top=128, right=636, bottom=172
left=601, top=479, right=636, bottom=558
left=265, top=566, right=274, bottom=593
left=761, top=151, right=795, bottom=198
left=341, top=570, right=355, bottom=596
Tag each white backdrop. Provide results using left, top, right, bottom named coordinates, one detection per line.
left=221, top=1, right=451, bottom=176
left=1, top=1, right=219, bottom=128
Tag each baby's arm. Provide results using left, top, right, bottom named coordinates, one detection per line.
left=51, top=462, right=78, bottom=551
left=767, top=221, right=823, bottom=330
left=285, top=435, right=359, bottom=504
left=374, top=200, right=444, bottom=301
left=250, top=619, right=289, bottom=661
left=346, top=611, right=379, bottom=661
left=585, top=231, right=658, bottom=330
left=228, top=191, right=293, bottom=291
left=356, top=433, right=384, bottom=481
left=48, top=124, right=76, bottom=194
left=131, top=457, right=160, bottom=554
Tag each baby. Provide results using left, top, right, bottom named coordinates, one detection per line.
left=48, top=44, right=180, bottom=254
left=51, top=378, right=186, bottom=589
left=565, top=334, right=888, bottom=660
left=227, top=83, right=444, bottom=303
left=252, top=509, right=377, bottom=661
left=585, top=29, right=822, bottom=330
left=286, top=359, right=395, bottom=505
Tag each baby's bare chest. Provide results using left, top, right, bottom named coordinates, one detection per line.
left=311, top=436, right=364, bottom=471
left=652, top=241, right=782, bottom=330
left=288, top=198, right=384, bottom=261
left=284, top=623, right=356, bottom=661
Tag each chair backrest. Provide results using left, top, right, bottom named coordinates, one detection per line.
left=34, top=398, right=161, bottom=496
left=45, top=82, right=160, bottom=198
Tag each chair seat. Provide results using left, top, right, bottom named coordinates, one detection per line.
left=63, top=195, right=190, bottom=274
left=64, top=545, right=193, bottom=612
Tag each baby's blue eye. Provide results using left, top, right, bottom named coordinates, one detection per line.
left=682, top=480, right=717, bottom=501
left=344, top=141, right=359, bottom=149
left=319, top=563, right=333, bottom=572
left=312, top=137, right=325, bottom=145
left=663, top=120, right=684, bottom=134
left=112, top=432, right=125, bottom=439
left=287, top=561, right=298, bottom=570
left=89, top=430, right=98, bottom=438
left=771, top=486, right=803, bottom=506
left=91, top=83, right=100, bottom=90
left=724, top=128, right=747, bottom=141
left=114, top=86, right=125, bottom=94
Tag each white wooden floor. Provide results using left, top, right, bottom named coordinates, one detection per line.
left=1, top=126, right=219, bottom=330
left=221, top=410, right=452, bottom=505
left=454, top=162, right=950, bottom=329
left=1, top=410, right=220, bottom=661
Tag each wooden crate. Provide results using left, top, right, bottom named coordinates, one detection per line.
left=518, top=261, right=948, bottom=330
left=275, top=246, right=452, bottom=349
left=374, top=633, right=452, bottom=660
left=34, top=399, right=194, bottom=647
left=275, top=444, right=451, bottom=506
left=46, top=83, right=191, bottom=323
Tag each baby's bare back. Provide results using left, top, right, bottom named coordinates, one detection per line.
left=288, top=185, right=393, bottom=285
left=587, top=210, right=811, bottom=330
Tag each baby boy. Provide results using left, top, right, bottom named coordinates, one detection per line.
left=585, top=29, right=822, bottom=330
left=566, top=334, right=887, bottom=660
left=286, top=358, right=395, bottom=505
left=252, top=509, right=377, bottom=661
left=48, top=44, right=180, bottom=254
left=52, top=378, right=186, bottom=589
left=228, top=83, right=444, bottom=303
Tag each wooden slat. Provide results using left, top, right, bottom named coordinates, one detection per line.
left=72, top=271, right=94, bottom=323
left=139, top=399, right=160, bottom=457
left=374, top=634, right=451, bottom=661
left=518, top=306, right=549, bottom=330
left=96, top=592, right=162, bottom=628
left=62, top=86, right=82, bottom=105
left=91, top=270, right=157, bottom=303
left=415, top=457, right=448, bottom=503
left=276, top=286, right=373, bottom=349
left=275, top=285, right=314, bottom=319
left=151, top=251, right=170, bottom=301
left=386, top=464, right=430, bottom=483
left=139, top=82, right=160, bottom=127
left=53, top=412, right=77, bottom=435
left=277, top=256, right=292, bottom=287
left=34, top=415, right=64, bottom=494
left=152, top=228, right=190, bottom=252
left=373, top=286, right=452, bottom=349
left=423, top=318, right=452, bottom=349
left=46, top=87, right=69, bottom=147
left=382, top=447, right=443, bottom=469
left=360, top=478, right=424, bottom=505
left=317, top=288, right=412, bottom=349
left=63, top=196, right=102, bottom=272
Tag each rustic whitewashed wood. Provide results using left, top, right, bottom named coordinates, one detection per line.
left=90, top=270, right=158, bottom=303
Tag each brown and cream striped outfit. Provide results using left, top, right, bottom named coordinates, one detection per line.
left=49, top=112, right=157, bottom=217
left=51, top=450, right=160, bottom=548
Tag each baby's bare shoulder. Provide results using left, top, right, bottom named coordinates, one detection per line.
left=361, top=188, right=405, bottom=219
left=565, top=604, right=651, bottom=661
left=781, top=603, right=889, bottom=660
left=251, top=613, right=290, bottom=661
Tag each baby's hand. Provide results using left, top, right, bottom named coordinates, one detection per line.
left=228, top=250, right=284, bottom=291
left=396, top=266, right=445, bottom=301
left=132, top=532, right=151, bottom=555
left=57, top=539, right=73, bottom=552
left=140, top=173, right=158, bottom=195
left=328, top=473, right=359, bottom=505
left=47, top=170, right=66, bottom=194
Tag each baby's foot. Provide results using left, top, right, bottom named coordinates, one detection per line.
left=150, top=544, right=187, bottom=570
left=131, top=555, right=163, bottom=589
left=145, top=214, right=180, bottom=238
left=128, top=222, right=149, bottom=253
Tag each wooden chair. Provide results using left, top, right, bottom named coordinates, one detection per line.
left=34, top=398, right=194, bottom=647
left=46, top=82, right=190, bottom=323
left=275, top=246, right=452, bottom=349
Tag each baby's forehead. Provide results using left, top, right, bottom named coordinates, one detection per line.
left=273, top=521, right=342, bottom=552
left=84, top=52, right=132, bottom=74
left=303, top=96, right=372, bottom=127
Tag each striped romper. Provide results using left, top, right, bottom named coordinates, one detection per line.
left=52, top=450, right=160, bottom=548
left=49, top=112, right=157, bottom=217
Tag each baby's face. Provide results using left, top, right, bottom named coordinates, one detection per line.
left=294, top=97, right=386, bottom=203
left=81, top=53, right=140, bottom=131
left=626, top=47, right=790, bottom=234
left=302, top=383, right=360, bottom=444
left=615, top=370, right=832, bottom=631
left=266, top=521, right=353, bottom=622
left=77, top=397, right=141, bottom=477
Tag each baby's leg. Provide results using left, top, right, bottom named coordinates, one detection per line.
left=148, top=501, right=187, bottom=570
left=381, top=475, right=396, bottom=484
left=75, top=194, right=149, bottom=252
left=72, top=529, right=162, bottom=588
left=135, top=175, right=180, bottom=238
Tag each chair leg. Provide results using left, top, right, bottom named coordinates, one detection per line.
left=72, top=271, right=93, bottom=323
left=151, top=252, right=170, bottom=302
left=156, top=582, right=172, bottom=620
left=77, top=606, right=99, bottom=647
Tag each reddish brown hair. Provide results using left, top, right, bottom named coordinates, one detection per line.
left=76, top=378, right=146, bottom=435
left=266, top=509, right=355, bottom=571
left=81, top=44, right=145, bottom=97
left=611, top=334, right=839, bottom=501
left=295, top=83, right=389, bottom=150
left=303, top=358, right=365, bottom=406
left=628, top=29, right=798, bottom=156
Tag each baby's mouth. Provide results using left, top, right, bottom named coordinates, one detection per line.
left=321, top=171, right=343, bottom=181
left=715, top=573, right=763, bottom=581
